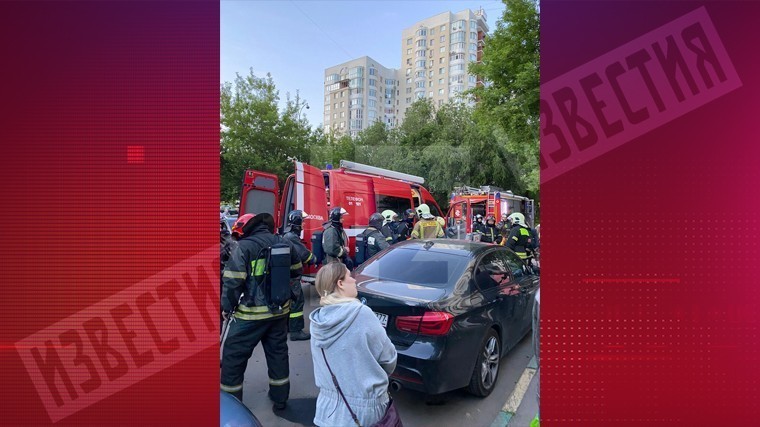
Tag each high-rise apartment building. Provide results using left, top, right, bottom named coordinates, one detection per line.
left=398, top=9, right=488, bottom=124
left=323, top=56, right=398, bottom=137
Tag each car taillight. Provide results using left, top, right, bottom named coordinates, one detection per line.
left=395, top=311, right=454, bottom=336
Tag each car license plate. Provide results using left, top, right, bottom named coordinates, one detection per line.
left=375, top=312, right=388, bottom=328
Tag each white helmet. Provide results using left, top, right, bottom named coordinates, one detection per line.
left=416, top=203, right=434, bottom=220
left=507, top=212, right=526, bottom=227
left=381, top=210, right=398, bottom=224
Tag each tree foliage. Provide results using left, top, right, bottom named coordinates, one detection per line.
left=469, top=0, right=540, bottom=195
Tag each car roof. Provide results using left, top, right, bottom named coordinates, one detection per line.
left=392, top=239, right=495, bottom=257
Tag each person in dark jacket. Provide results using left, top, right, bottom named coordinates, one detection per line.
left=472, top=214, right=487, bottom=237
left=396, top=208, right=415, bottom=242
left=322, top=207, right=352, bottom=270
left=359, top=212, right=390, bottom=260
left=380, top=210, right=399, bottom=244
left=481, top=215, right=501, bottom=244
left=282, top=210, right=314, bottom=341
left=505, top=212, right=534, bottom=261
left=221, top=213, right=304, bottom=410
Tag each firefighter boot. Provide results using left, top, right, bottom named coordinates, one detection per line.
left=289, top=330, right=311, bottom=341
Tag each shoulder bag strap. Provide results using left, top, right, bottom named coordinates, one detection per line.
left=321, top=348, right=361, bottom=427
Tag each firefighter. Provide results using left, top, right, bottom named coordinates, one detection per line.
left=472, top=214, right=487, bottom=237
left=505, top=212, right=535, bottom=262
left=282, top=210, right=314, bottom=341
left=497, top=213, right=510, bottom=234
left=481, top=215, right=501, bottom=244
left=411, top=204, right=444, bottom=239
left=396, top=208, right=415, bottom=241
left=221, top=213, right=304, bottom=410
left=380, top=210, right=399, bottom=244
left=360, top=212, right=390, bottom=259
left=322, top=207, right=352, bottom=270
left=220, top=214, right=251, bottom=332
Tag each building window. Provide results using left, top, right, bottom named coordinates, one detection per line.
left=470, top=32, right=477, bottom=41
left=334, top=103, right=338, bottom=109
left=406, top=87, right=412, bottom=94
left=406, top=97, right=411, bottom=103
left=340, top=111, right=345, bottom=118
left=340, top=121, right=345, bottom=128
left=430, top=40, right=434, bottom=46
left=470, top=43, right=477, bottom=51
left=334, top=93, right=338, bottom=99
left=407, top=48, right=412, bottom=55
left=438, top=88, right=444, bottom=95
left=440, top=35, right=445, bottom=43
left=416, top=81, right=425, bottom=88
left=440, top=46, right=445, bottom=53
left=369, top=89, right=377, bottom=97
left=417, top=28, right=427, bottom=37
left=440, top=24, right=446, bottom=32
left=417, top=39, right=426, bottom=47
left=369, top=68, right=376, bottom=76
left=369, top=79, right=376, bottom=87
left=438, top=78, right=444, bottom=85
left=407, top=58, right=412, bottom=65
left=429, top=60, right=434, bottom=68
left=469, top=75, right=477, bottom=84
left=369, top=99, right=376, bottom=107
left=368, top=110, right=376, bottom=119
left=439, top=67, right=444, bottom=74
left=340, top=101, right=345, bottom=108
left=451, top=31, right=466, bottom=43
left=438, top=99, right=443, bottom=106
left=430, top=28, right=435, bottom=35
left=470, top=53, right=477, bottom=62
left=452, top=20, right=465, bottom=32
left=416, top=50, right=426, bottom=58
left=429, top=91, right=433, bottom=98
left=333, top=113, right=337, bottom=119
left=386, top=79, right=395, bottom=86
left=440, top=57, right=444, bottom=64
left=407, top=38, right=413, bottom=45
left=416, top=60, right=426, bottom=68
left=406, top=68, right=411, bottom=76
left=429, top=70, right=433, bottom=78
left=325, top=105, right=331, bottom=111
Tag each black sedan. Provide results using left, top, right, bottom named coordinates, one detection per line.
left=354, top=239, right=539, bottom=397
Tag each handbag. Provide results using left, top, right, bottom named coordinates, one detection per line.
left=321, top=348, right=403, bottom=427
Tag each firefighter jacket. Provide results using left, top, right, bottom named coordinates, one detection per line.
left=221, top=223, right=303, bottom=320
left=411, top=218, right=444, bottom=239
left=481, top=224, right=501, bottom=244
left=506, top=224, right=533, bottom=260
left=360, top=226, right=390, bottom=258
left=381, top=223, right=397, bottom=244
left=322, top=223, right=348, bottom=264
left=396, top=221, right=411, bottom=241
left=473, top=221, right=487, bottom=238
left=283, top=230, right=313, bottom=266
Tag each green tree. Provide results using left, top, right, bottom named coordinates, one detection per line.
left=220, top=69, right=311, bottom=201
left=469, top=0, right=540, bottom=195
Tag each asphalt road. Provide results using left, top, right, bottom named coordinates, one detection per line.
left=236, top=283, right=535, bottom=427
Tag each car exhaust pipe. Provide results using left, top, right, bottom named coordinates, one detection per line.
left=389, top=380, right=402, bottom=392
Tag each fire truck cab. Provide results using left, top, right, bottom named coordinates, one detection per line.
left=238, top=160, right=442, bottom=280
left=445, top=185, right=535, bottom=239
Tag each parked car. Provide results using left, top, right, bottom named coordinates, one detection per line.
left=220, top=391, right=263, bottom=427
left=355, top=239, right=539, bottom=397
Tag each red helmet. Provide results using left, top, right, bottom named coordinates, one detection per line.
left=231, top=214, right=254, bottom=238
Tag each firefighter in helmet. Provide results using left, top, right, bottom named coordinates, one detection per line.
left=322, top=207, right=352, bottom=270
left=380, top=209, right=399, bottom=244
left=411, top=204, right=444, bottom=239
left=221, top=213, right=304, bottom=410
left=282, top=210, right=314, bottom=341
left=396, top=208, right=415, bottom=242
left=481, top=215, right=501, bottom=244
left=505, top=212, right=535, bottom=261
left=359, top=212, right=390, bottom=260
left=472, top=214, right=487, bottom=236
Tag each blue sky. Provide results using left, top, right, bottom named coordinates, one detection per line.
left=221, top=0, right=506, bottom=129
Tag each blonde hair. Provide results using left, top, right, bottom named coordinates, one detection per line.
left=315, top=261, right=356, bottom=306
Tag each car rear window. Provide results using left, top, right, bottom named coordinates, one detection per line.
left=356, top=248, right=470, bottom=289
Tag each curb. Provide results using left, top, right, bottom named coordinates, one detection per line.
left=490, top=356, right=537, bottom=427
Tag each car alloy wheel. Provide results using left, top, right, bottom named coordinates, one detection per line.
left=467, top=328, right=501, bottom=397
left=481, top=335, right=500, bottom=389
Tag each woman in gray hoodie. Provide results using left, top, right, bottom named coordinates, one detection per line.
left=309, top=262, right=398, bottom=426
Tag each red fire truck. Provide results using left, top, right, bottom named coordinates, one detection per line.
left=238, top=160, right=442, bottom=280
left=445, top=185, right=535, bottom=238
